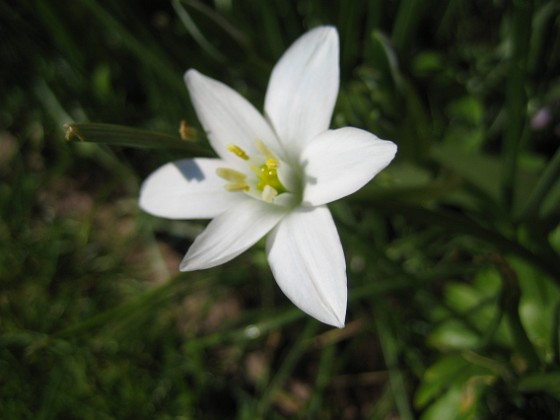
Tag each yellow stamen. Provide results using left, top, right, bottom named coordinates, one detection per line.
left=227, top=144, right=250, bottom=160
left=220, top=140, right=288, bottom=202
left=225, top=182, right=250, bottom=192
left=216, top=168, right=246, bottom=182
left=256, top=139, right=274, bottom=159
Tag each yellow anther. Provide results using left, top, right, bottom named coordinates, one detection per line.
left=265, top=158, right=279, bottom=170
left=64, top=124, right=81, bottom=141
left=225, top=182, right=250, bottom=192
left=179, top=120, right=197, bottom=141
left=216, top=168, right=246, bottom=182
left=227, top=144, right=250, bottom=160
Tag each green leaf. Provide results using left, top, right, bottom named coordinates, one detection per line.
left=420, top=377, right=493, bottom=420
left=427, top=320, right=480, bottom=351
left=431, top=144, right=502, bottom=201
left=518, top=371, right=560, bottom=398
left=431, top=144, right=542, bottom=215
left=416, top=354, right=497, bottom=419
left=511, top=258, right=560, bottom=357
left=420, top=386, right=464, bottom=420
left=416, top=355, right=464, bottom=407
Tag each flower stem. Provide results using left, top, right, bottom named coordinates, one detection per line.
left=502, top=0, right=533, bottom=210
left=494, top=256, right=540, bottom=371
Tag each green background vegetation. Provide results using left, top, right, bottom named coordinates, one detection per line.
left=2, top=0, right=560, bottom=418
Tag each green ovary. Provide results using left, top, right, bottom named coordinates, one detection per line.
left=219, top=143, right=289, bottom=203
left=255, top=160, right=287, bottom=194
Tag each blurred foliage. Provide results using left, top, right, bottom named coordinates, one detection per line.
left=2, top=0, right=560, bottom=418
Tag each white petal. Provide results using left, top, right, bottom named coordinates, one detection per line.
left=301, top=128, right=397, bottom=206
left=185, top=70, right=281, bottom=164
left=140, top=158, right=237, bottom=219
left=277, top=160, right=302, bottom=197
left=266, top=205, right=347, bottom=328
left=180, top=198, right=287, bottom=271
left=264, top=26, right=339, bottom=160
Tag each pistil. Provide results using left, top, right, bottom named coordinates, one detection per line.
left=217, top=141, right=288, bottom=203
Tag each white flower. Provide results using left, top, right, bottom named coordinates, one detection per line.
left=140, top=26, right=397, bottom=328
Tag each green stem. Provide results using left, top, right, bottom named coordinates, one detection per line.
left=502, top=0, right=533, bottom=209
left=391, top=0, right=425, bottom=53
left=374, top=306, right=414, bottom=420
left=496, top=257, right=541, bottom=370
left=255, top=320, right=319, bottom=416
left=518, top=145, right=560, bottom=220
left=65, top=122, right=211, bottom=154
left=552, top=304, right=560, bottom=366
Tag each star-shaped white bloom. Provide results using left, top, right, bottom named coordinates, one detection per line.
left=140, top=26, right=397, bottom=328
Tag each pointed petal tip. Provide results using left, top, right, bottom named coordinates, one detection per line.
left=310, top=301, right=346, bottom=328
left=324, top=308, right=346, bottom=328
left=328, top=300, right=347, bottom=329
left=179, top=250, right=219, bottom=272
left=266, top=206, right=348, bottom=329
left=179, top=258, right=191, bottom=272
left=179, top=261, right=204, bottom=272
left=299, top=289, right=346, bottom=328
left=265, top=25, right=340, bottom=154
left=308, top=25, right=338, bottom=38
left=179, top=250, right=198, bottom=272
left=310, top=25, right=339, bottom=52
left=184, top=68, right=200, bottom=86
left=301, top=128, right=399, bottom=206
left=333, top=319, right=346, bottom=329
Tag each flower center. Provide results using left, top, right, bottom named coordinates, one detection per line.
left=217, top=140, right=288, bottom=203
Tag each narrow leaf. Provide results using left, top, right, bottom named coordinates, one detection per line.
left=518, top=371, right=560, bottom=398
